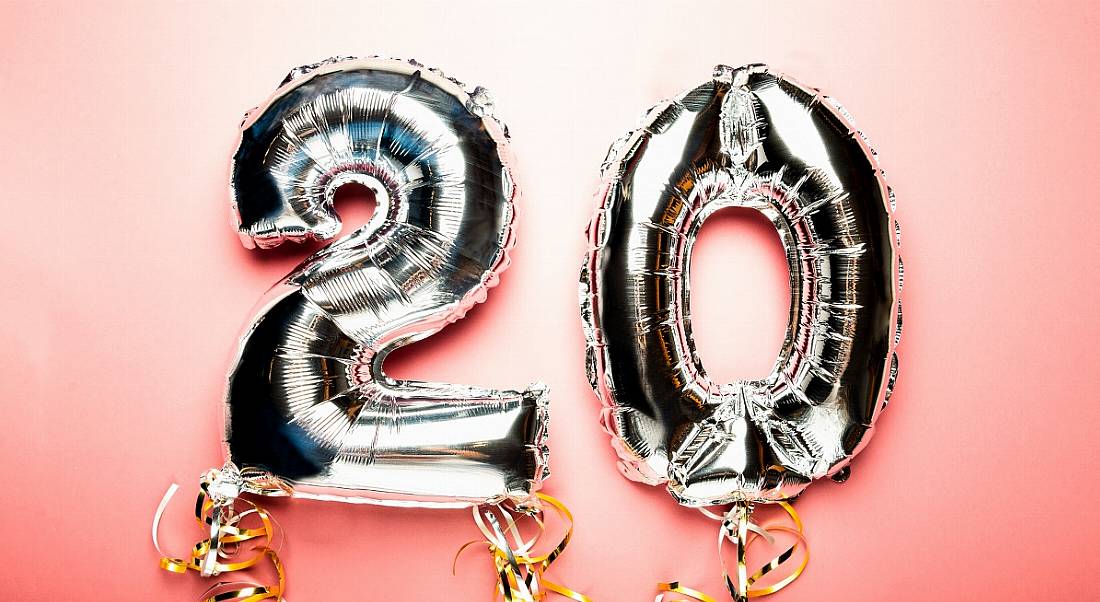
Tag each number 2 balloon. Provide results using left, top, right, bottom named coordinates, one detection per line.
left=225, top=56, right=549, bottom=509
left=579, top=64, right=902, bottom=598
left=155, top=57, right=561, bottom=600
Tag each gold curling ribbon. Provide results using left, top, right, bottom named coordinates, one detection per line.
left=656, top=501, right=808, bottom=602
left=457, top=493, right=593, bottom=602
left=153, top=467, right=288, bottom=602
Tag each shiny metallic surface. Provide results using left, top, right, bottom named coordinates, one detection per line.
left=580, top=64, right=901, bottom=506
left=224, top=57, right=549, bottom=508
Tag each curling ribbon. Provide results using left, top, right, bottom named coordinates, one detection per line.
left=152, top=463, right=290, bottom=602
left=656, top=501, right=808, bottom=602
left=457, top=493, right=593, bottom=602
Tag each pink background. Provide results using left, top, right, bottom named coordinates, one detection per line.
left=2, top=1, right=1097, bottom=599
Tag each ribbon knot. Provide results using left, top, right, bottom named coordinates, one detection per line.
left=657, top=501, right=809, bottom=602
left=152, top=463, right=289, bottom=601
left=457, top=493, right=592, bottom=602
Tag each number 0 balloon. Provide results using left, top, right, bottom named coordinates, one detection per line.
left=579, top=64, right=902, bottom=598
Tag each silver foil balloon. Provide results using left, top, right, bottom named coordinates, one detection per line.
left=224, top=57, right=549, bottom=508
left=580, top=64, right=902, bottom=506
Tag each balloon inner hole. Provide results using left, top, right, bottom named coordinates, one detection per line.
left=331, top=181, right=378, bottom=233
left=688, top=206, right=792, bottom=383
